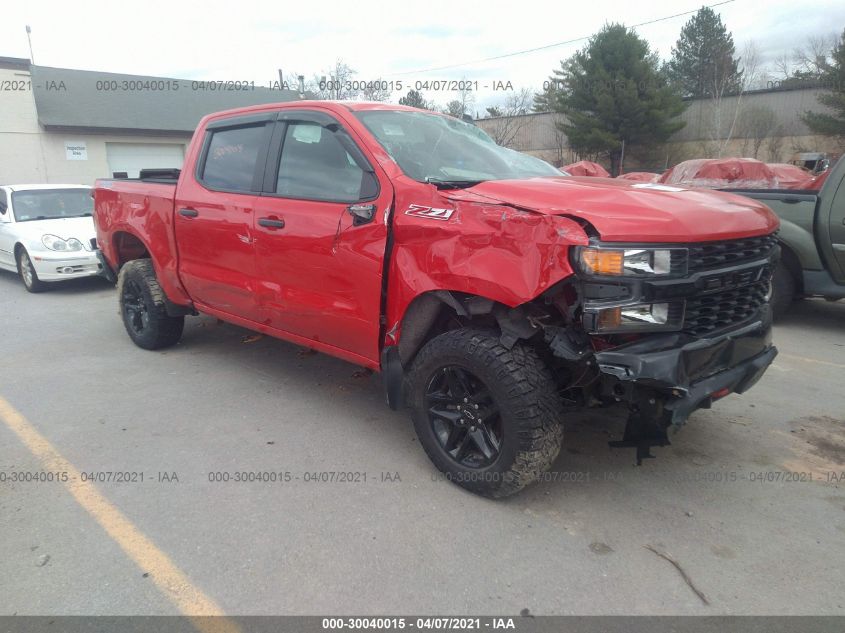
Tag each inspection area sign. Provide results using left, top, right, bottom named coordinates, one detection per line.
left=65, top=141, right=87, bottom=160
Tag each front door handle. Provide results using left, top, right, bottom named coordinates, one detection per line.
left=258, top=217, right=285, bottom=229
left=179, top=208, right=199, bottom=218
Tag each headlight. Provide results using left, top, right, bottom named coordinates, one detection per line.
left=577, top=246, right=686, bottom=276
left=585, top=302, right=685, bottom=333
left=42, top=235, right=84, bottom=251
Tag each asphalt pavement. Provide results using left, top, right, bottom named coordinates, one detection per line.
left=1, top=270, right=843, bottom=616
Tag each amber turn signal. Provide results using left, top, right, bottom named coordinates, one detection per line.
left=597, top=307, right=622, bottom=329
left=580, top=248, right=624, bottom=275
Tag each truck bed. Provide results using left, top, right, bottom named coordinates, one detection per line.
left=93, top=178, right=188, bottom=306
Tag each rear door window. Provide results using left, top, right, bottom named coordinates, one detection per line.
left=200, top=124, right=268, bottom=192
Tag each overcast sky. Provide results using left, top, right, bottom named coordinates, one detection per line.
left=2, top=0, right=843, bottom=112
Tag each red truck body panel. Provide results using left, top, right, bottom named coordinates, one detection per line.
left=443, top=177, right=779, bottom=243
left=95, top=180, right=188, bottom=306
left=94, top=101, right=780, bottom=371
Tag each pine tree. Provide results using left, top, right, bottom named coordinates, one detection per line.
left=802, top=29, right=845, bottom=140
left=667, top=7, right=742, bottom=98
left=541, top=24, right=686, bottom=175
left=398, top=89, right=428, bottom=109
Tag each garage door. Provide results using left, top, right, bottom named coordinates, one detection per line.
left=106, top=143, right=186, bottom=178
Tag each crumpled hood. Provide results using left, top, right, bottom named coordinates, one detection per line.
left=13, top=216, right=97, bottom=245
left=442, top=176, right=779, bottom=243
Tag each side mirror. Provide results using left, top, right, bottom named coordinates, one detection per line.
left=348, top=204, right=376, bottom=226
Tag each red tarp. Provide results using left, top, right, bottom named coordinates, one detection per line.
left=792, top=169, right=831, bottom=190
left=767, top=163, right=812, bottom=188
left=658, top=158, right=778, bottom=189
left=562, top=160, right=610, bottom=177
left=616, top=172, right=659, bottom=182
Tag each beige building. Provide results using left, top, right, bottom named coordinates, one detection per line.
left=475, top=85, right=841, bottom=171
left=0, top=57, right=303, bottom=185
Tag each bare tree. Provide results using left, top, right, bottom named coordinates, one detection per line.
left=311, top=60, right=359, bottom=100
left=793, top=33, right=838, bottom=78
left=549, top=113, right=570, bottom=167
left=737, top=105, right=778, bottom=158
left=740, top=41, right=765, bottom=90
left=457, top=78, right=475, bottom=118
left=359, top=79, right=392, bottom=102
left=772, top=53, right=793, bottom=80
left=485, top=88, right=533, bottom=148
left=704, top=40, right=765, bottom=157
left=766, top=129, right=785, bottom=162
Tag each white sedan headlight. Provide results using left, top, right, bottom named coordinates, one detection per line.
left=42, top=234, right=84, bottom=252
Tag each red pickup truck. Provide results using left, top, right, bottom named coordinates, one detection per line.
left=94, top=102, right=780, bottom=497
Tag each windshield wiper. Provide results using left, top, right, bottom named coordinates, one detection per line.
left=424, top=177, right=486, bottom=190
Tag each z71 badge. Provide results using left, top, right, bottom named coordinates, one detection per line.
left=404, top=204, right=455, bottom=221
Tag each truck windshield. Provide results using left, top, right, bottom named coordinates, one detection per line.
left=355, top=110, right=561, bottom=185
left=12, top=189, right=94, bottom=222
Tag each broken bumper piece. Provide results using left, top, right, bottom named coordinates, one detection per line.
left=594, top=315, right=777, bottom=463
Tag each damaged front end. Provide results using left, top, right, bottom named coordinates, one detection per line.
left=564, top=234, right=780, bottom=463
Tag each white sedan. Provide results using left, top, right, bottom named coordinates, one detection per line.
left=0, top=184, right=102, bottom=292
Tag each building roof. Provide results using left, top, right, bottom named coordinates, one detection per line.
left=0, top=56, right=30, bottom=70
left=30, top=65, right=305, bottom=134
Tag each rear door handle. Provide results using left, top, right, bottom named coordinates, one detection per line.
left=258, top=217, right=285, bottom=229
left=179, top=208, right=199, bottom=218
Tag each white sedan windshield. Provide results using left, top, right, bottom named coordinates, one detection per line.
left=12, top=189, right=93, bottom=222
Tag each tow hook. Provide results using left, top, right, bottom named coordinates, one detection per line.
left=608, top=391, right=672, bottom=465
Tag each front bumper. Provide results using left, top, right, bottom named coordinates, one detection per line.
left=595, top=308, right=777, bottom=425
left=30, top=251, right=102, bottom=281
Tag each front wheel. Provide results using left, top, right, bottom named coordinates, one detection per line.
left=406, top=329, right=565, bottom=498
left=17, top=249, right=47, bottom=293
left=118, top=259, right=184, bottom=350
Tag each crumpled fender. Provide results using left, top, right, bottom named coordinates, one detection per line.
left=385, top=183, right=589, bottom=342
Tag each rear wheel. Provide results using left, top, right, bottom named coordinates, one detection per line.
left=17, top=249, right=47, bottom=293
left=406, top=328, right=565, bottom=498
left=118, top=259, right=184, bottom=350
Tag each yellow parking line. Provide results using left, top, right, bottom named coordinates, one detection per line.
left=0, top=395, right=240, bottom=633
left=779, top=353, right=845, bottom=369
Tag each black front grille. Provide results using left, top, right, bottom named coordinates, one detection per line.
left=90, top=238, right=98, bottom=250
left=687, top=234, right=778, bottom=272
left=683, top=279, right=769, bottom=336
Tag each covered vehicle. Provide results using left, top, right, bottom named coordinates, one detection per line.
left=659, top=158, right=778, bottom=189
left=616, top=172, right=659, bottom=182
left=93, top=102, right=779, bottom=497
left=767, top=163, right=812, bottom=189
left=0, top=184, right=101, bottom=292
left=561, top=160, right=610, bottom=177
left=792, top=169, right=831, bottom=191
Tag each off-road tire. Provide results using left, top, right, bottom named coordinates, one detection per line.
left=17, top=248, right=47, bottom=293
left=770, top=260, right=796, bottom=318
left=118, top=259, right=184, bottom=350
left=406, top=328, right=565, bottom=498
